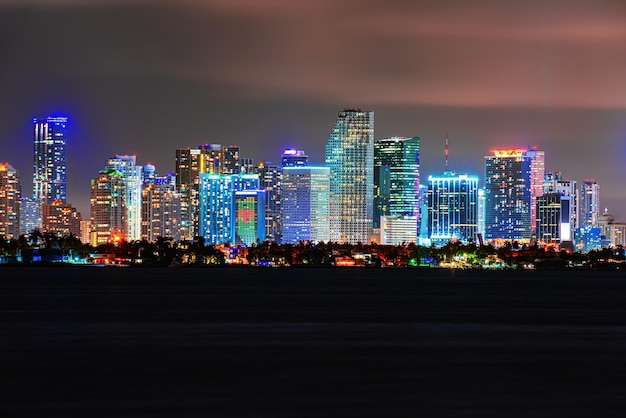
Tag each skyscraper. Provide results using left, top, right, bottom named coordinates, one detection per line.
left=141, top=170, right=181, bottom=242
left=543, top=171, right=578, bottom=240
left=105, top=155, right=143, bottom=241
left=42, top=201, right=82, bottom=237
left=33, top=116, right=67, bottom=204
left=536, top=193, right=572, bottom=246
left=427, top=172, right=479, bottom=245
left=221, top=145, right=240, bottom=175
left=256, top=162, right=282, bottom=243
left=374, top=136, right=420, bottom=229
left=525, top=146, right=545, bottom=236
left=281, top=149, right=309, bottom=168
left=90, top=169, right=126, bottom=245
left=281, top=166, right=330, bottom=244
left=325, top=108, right=374, bottom=244
left=233, top=190, right=266, bottom=246
left=484, top=149, right=532, bottom=243
left=0, top=163, right=21, bottom=239
left=580, top=179, right=600, bottom=227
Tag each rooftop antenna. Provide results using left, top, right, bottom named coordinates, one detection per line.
left=445, top=133, right=449, bottom=172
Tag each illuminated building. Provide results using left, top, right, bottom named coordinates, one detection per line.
left=221, top=145, right=240, bottom=174
left=256, top=162, right=282, bottom=242
left=484, top=149, right=532, bottom=243
left=325, top=108, right=374, bottom=244
left=175, top=144, right=222, bottom=240
left=33, top=116, right=67, bottom=204
left=374, top=137, right=420, bottom=229
left=575, top=226, right=602, bottom=253
left=105, top=155, right=142, bottom=241
left=20, top=197, right=41, bottom=235
left=427, top=172, right=479, bottom=245
left=607, top=222, right=626, bottom=247
left=80, top=219, right=91, bottom=245
left=41, top=201, right=82, bottom=237
left=535, top=193, right=572, bottom=246
left=524, top=147, right=545, bottom=236
left=233, top=190, right=266, bottom=246
left=281, top=166, right=330, bottom=244
left=580, top=179, right=600, bottom=227
left=380, top=215, right=418, bottom=245
left=198, top=173, right=259, bottom=245
left=477, top=188, right=486, bottom=240
left=0, top=163, right=21, bottom=239
left=240, top=157, right=254, bottom=174
left=543, top=171, right=578, bottom=239
left=141, top=171, right=181, bottom=242
left=281, top=149, right=308, bottom=168
left=90, top=169, right=126, bottom=245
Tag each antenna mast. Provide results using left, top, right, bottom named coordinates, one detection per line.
left=445, top=133, right=449, bottom=172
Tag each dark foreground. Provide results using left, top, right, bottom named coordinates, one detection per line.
left=3, top=267, right=626, bottom=417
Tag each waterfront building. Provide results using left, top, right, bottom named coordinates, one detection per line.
left=427, top=172, right=479, bottom=245
left=535, top=193, right=572, bottom=246
left=543, top=171, right=578, bottom=240
left=281, top=149, right=308, bottom=168
left=281, top=166, right=330, bottom=244
left=90, top=169, right=126, bottom=245
left=525, top=147, right=545, bottom=236
left=608, top=222, right=626, bottom=247
left=233, top=190, right=266, bottom=246
left=256, top=162, right=282, bottom=242
left=105, top=155, right=143, bottom=241
left=0, top=163, right=21, bottom=239
left=198, top=173, right=259, bottom=245
left=20, top=197, right=41, bottom=235
left=141, top=171, right=181, bottom=242
left=41, top=201, right=82, bottom=237
left=373, top=137, right=420, bottom=230
left=477, top=188, right=486, bottom=242
left=33, top=116, right=67, bottom=204
left=484, top=149, right=532, bottom=244
left=380, top=215, right=418, bottom=245
left=580, top=179, right=600, bottom=227
left=325, top=108, right=374, bottom=244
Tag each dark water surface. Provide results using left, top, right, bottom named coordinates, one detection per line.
left=3, top=266, right=626, bottom=417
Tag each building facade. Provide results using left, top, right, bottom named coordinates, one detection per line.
left=42, top=201, right=82, bottom=237
left=90, top=169, right=126, bottom=245
left=141, top=172, right=181, bottom=242
left=0, top=163, right=21, bottom=239
left=325, top=108, right=374, bottom=244
left=33, top=116, right=67, bottom=204
left=580, top=179, right=600, bottom=227
left=105, top=155, right=143, bottom=241
left=256, top=162, right=282, bottom=243
left=233, top=190, right=266, bottom=246
left=281, top=149, right=309, bottom=168
left=536, top=193, right=572, bottom=246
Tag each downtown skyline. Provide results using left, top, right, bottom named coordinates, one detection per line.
left=1, top=0, right=625, bottom=218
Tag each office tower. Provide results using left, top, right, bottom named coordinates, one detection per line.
left=281, top=149, right=309, bottom=168
left=20, top=197, right=41, bottom=235
left=90, top=169, right=126, bottom=245
left=240, top=158, right=254, bottom=174
left=41, top=201, right=82, bottom=237
left=418, top=184, right=429, bottom=243
left=374, top=137, right=420, bottom=229
left=525, top=147, right=545, bottom=236
left=233, top=190, right=266, bottom=246
left=536, top=193, right=572, bottom=245
left=175, top=144, right=222, bottom=240
left=0, top=163, right=21, bottom=239
left=221, top=145, right=240, bottom=174
left=477, top=188, right=486, bottom=242
left=143, top=164, right=156, bottom=184
left=380, top=216, right=418, bottom=245
left=325, top=108, right=374, bottom=244
left=484, top=149, right=532, bottom=243
left=580, top=179, right=600, bottom=227
left=427, top=172, right=479, bottom=245
left=105, top=155, right=143, bottom=241
left=543, top=171, right=578, bottom=239
left=256, top=162, right=282, bottom=242
left=33, top=116, right=67, bottom=204
left=281, top=166, right=330, bottom=244
left=198, top=173, right=260, bottom=245
left=141, top=171, right=181, bottom=242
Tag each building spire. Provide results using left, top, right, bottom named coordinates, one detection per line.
left=445, top=133, right=449, bottom=172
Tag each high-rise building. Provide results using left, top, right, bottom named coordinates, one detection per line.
left=20, top=197, right=41, bottom=235
left=90, top=169, right=126, bottom=245
left=427, top=172, right=479, bottom=245
left=221, top=145, right=240, bottom=175
left=525, top=147, right=545, bottom=236
left=373, top=137, right=420, bottom=230
left=484, top=149, right=532, bottom=243
left=105, top=155, right=143, bottom=241
left=33, top=116, right=67, bottom=204
left=240, top=157, right=254, bottom=174
left=0, top=163, right=21, bottom=239
left=580, top=179, right=600, bottom=227
left=42, top=201, right=82, bottom=237
left=380, top=215, right=418, bottom=245
left=281, top=149, right=308, bottom=168
left=325, top=108, right=374, bottom=244
left=281, top=166, right=330, bottom=244
left=141, top=171, right=181, bottom=242
left=543, top=171, right=578, bottom=239
left=198, top=173, right=260, bottom=245
left=233, top=190, right=266, bottom=246
left=256, top=162, right=282, bottom=243
left=536, top=193, right=572, bottom=246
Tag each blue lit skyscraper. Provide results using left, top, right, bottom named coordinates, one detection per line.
left=33, top=116, right=67, bottom=204
left=484, top=149, right=532, bottom=243
left=325, top=108, right=374, bottom=244
left=428, top=172, right=479, bottom=245
left=281, top=166, right=330, bottom=244
left=281, top=149, right=308, bottom=168
left=374, top=136, right=420, bottom=229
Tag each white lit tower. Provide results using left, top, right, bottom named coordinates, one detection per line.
left=105, top=155, right=143, bottom=241
left=33, top=116, right=67, bottom=204
left=580, top=179, right=600, bottom=227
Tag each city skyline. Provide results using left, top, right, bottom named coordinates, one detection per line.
left=1, top=1, right=625, bottom=219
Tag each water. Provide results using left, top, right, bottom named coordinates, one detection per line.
left=3, top=266, right=626, bottom=417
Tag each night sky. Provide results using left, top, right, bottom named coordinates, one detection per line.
left=1, top=0, right=625, bottom=219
